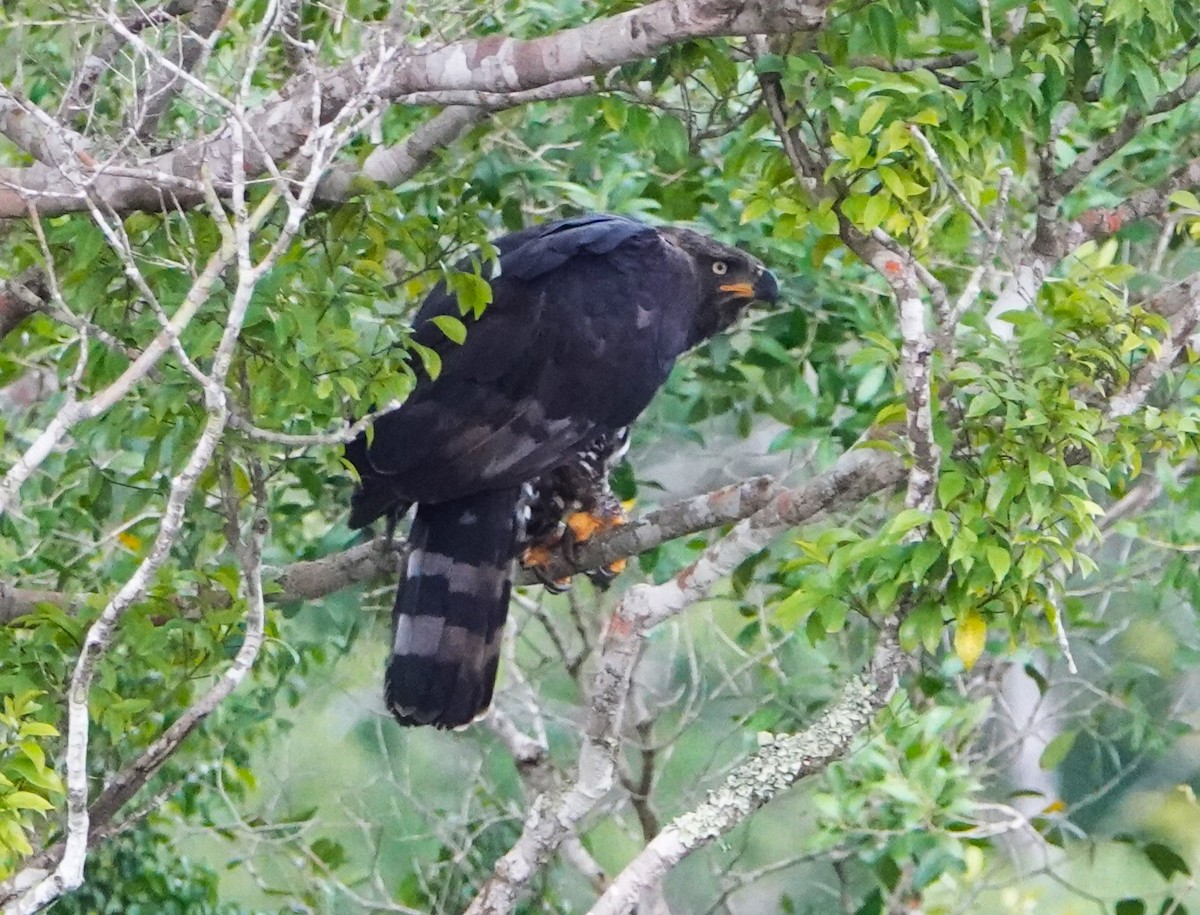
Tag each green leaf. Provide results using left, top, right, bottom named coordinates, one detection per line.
left=966, top=391, right=1002, bottom=418
left=1170, top=190, right=1200, bottom=211
left=1144, top=842, right=1191, bottom=880
left=985, top=544, right=1011, bottom=583
left=741, top=197, right=772, bottom=224
left=866, top=4, right=898, bottom=59
left=1039, top=729, right=1078, bottom=770
left=887, top=508, right=930, bottom=538
left=877, top=165, right=908, bottom=200
left=431, top=314, right=467, bottom=345
left=16, top=721, right=57, bottom=738
left=775, top=588, right=814, bottom=629
left=909, top=540, right=942, bottom=581
left=411, top=342, right=442, bottom=380
left=336, top=375, right=360, bottom=400
left=861, top=194, right=891, bottom=232
left=811, top=233, right=842, bottom=266
left=931, top=510, right=954, bottom=544
left=855, top=364, right=888, bottom=403
left=858, top=99, right=890, bottom=135
left=1027, top=453, right=1055, bottom=486
left=1114, top=900, right=1145, bottom=915
left=448, top=272, right=493, bottom=318
left=310, top=837, right=348, bottom=869
left=18, top=739, right=45, bottom=770
left=937, top=471, right=966, bottom=506
left=659, top=115, right=690, bottom=166
left=754, top=53, right=785, bottom=75
left=948, top=526, right=978, bottom=568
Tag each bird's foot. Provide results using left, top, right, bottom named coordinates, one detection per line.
left=520, top=499, right=629, bottom=592
left=520, top=541, right=573, bottom=593
left=564, top=499, right=629, bottom=590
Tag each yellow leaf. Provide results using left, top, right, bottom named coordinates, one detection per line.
left=954, top=611, right=987, bottom=671
left=117, top=531, right=142, bottom=552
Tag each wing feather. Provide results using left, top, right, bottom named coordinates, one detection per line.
left=348, top=214, right=698, bottom=522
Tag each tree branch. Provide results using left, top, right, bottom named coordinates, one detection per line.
left=1108, top=272, right=1200, bottom=418
left=465, top=448, right=906, bottom=914
left=1051, top=68, right=1200, bottom=199
left=0, top=268, right=49, bottom=340
left=0, top=86, right=93, bottom=169
left=315, top=106, right=487, bottom=202
left=1, top=475, right=783, bottom=625
left=133, top=0, right=232, bottom=140
left=0, top=0, right=834, bottom=217
left=588, top=621, right=904, bottom=915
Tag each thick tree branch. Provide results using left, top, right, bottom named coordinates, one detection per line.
left=0, top=269, right=49, bottom=339
left=316, top=106, right=487, bottom=201
left=1050, top=69, right=1200, bottom=200
left=134, top=0, right=232, bottom=140
left=1073, top=154, right=1200, bottom=243
left=1, top=475, right=783, bottom=624
left=0, top=86, right=93, bottom=169
left=0, top=0, right=834, bottom=217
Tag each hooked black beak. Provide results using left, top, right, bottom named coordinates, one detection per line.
left=754, top=269, right=780, bottom=303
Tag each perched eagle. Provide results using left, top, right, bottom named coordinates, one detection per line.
left=346, top=214, right=779, bottom=728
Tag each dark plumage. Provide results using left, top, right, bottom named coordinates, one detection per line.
left=346, top=213, right=779, bottom=728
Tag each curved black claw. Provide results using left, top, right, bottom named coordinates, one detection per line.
left=560, top=521, right=584, bottom=566
left=584, top=564, right=619, bottom=591
left=521, top=545, right=572, bottom=593
left=530, top=562, right=571, bottom=594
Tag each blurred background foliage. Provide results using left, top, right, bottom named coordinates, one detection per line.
left=4, top=0, right=1200, bottom=912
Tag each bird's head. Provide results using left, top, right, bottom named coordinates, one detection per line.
left=659, top=226, right=780, bottom=346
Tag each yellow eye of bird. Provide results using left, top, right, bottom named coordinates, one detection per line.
left=712, top=261, right=728, bottom=275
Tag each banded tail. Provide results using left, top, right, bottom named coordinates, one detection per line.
left=385, top=487, right=521, bottom=728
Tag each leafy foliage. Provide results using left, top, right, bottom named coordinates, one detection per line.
left=3, top=0, right=1200, bottom=912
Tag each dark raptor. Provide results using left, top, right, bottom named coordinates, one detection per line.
left=346, top=213, right=779, bottom=729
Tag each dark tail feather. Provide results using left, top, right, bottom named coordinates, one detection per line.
left=385, top=487, right=521, bottom=728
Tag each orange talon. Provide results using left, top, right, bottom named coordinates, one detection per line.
left=525, top=500, right=629, bottom=592
left=520, top=544, right=571, bottom=593
left=566, top=511, right=606, bottom=542
left=521, top=544, right=554, bottom=568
